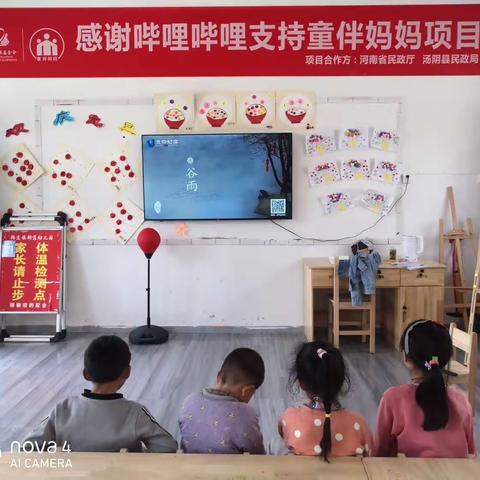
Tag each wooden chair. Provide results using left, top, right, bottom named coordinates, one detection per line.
left=447, top=323, right=477, bottom=413
left=328, top=257, right=376, bottom=353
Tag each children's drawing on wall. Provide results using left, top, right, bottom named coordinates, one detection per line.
left=361, top=190, right=394, bottom=215
left=58, top=194, right=96, bottom=243
left=3, top=195, right=41, bottom=226
left=308, top=162, right=340, bottom=186
left=276, top=92, right=315, bottom=130
left=341, top=159, right=370, bottom=181
left=338, top=127, right=368, bottom=150
left=1, top=144, right=44, bottom=189
left=305, top=131, right=336, bottom=156
left=370, top=128, right=400, bottom=152
left=154, top=93, right=194, bottom=132
left=47, top=147, right=94, bottom=192
left=236, top=92, right=275, bottom=129
left=103, top=197, right=143, bottom=244
left=321, top=192, right=354, bottom=215
left=371, top=160, right=400, bottom=184
left=100, top=146, right=139, bottom=190
left=195, top=92, right=236, bottom=130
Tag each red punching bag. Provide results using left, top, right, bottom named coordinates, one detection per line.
left=137, top=228, right=161, bottom=259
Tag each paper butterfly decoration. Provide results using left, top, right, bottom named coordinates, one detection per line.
left=341, top=159, right=370, bottom=181
left=1, top=144, right=44, bottom=189
left=308, top=162, right=340, bottom=186
left=321, top=192, right=354, bottom=215
left=306, top=132, right=336, bottom=156
left=370, top=129, right=400, bottom=152
left=104, top=198, right=143, bottom=244
left=338, top=127, right=368, bottom=150
left=361, top=190, right=394, bottom=215
left=371, top=160, right=400, bottom=184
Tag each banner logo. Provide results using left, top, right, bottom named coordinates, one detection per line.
left=29, top=28, right=65, bottom=62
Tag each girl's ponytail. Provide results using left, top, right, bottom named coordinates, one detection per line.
left=319, top=397, right=332, bottom=462
left=400, top=320, right=453, bottom=432
left=415, top=357, right=449, bottom=430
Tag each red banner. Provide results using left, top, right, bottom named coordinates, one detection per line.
left=0, top=229, right=63, bottom=313
left=0, top=5, right=478, bottom=77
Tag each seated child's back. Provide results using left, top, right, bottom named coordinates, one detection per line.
left=25, top=335, right=177, bottom=453
left=179, top=348, right=265, bottom=454
left=280, top=341, right=372, bottom=460
left=374, top=320, right=475, bottom=458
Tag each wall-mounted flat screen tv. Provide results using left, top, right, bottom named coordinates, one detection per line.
left=142, top=133, right=293, bottom=221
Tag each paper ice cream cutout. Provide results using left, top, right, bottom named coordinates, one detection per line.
left=306, top=132, right=336, bottom=156
left=321, top=192, right=354, bottom=215
left=276, top=92, right=315, bottom=130
left=308, top=162, right=341, bottom=186
left=1, top=144, right=44, bottom=189
left=48, top=147, right=94, bottom=191
left=195, top=92, right=236, bottom=130
left=361, top=190, right=394, bottom=215
left=155, top=93, right=194, bottom=132
left=371, top=160, right=400, bottom=184
left=104, top=198, right=144, bottom=244
left=338, top=127, right=368, bottom=150
left=370, top=129, right=400, bottom=152
left=341, top=159, right=370, bottom=181
left=236, top=92, right=275, bottom=128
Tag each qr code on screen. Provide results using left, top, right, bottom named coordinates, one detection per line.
left=270, top=198, right=286, bottom=216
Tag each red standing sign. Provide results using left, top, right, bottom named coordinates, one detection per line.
left=0, top=5, right=478, bottom=77
left=0, top=229, right=63, bottom=313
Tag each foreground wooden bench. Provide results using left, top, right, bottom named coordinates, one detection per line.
left=0, top=452, right=478, bottom=480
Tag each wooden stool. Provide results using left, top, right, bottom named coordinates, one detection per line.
left=328, top=257, right=376, bottom=353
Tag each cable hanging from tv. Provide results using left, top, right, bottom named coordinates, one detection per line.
left=270, top=175, right=410, bottom=243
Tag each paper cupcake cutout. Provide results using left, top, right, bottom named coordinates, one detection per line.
left=276, top=92, right=315, bottom=130
left=1, top=144, right=44, bottom=189
left=370, top=128, right=400, bottom=152
left=155, top=93, right=194, bottom=132
left=371, top=160, right=400, bottom=184
left=341, top=159, right=370, bottom=181
left=361, top=190, right=394, bottom=215
left=321, top=192, right=354, bottom=215
left=306, top=132, right=336, bottom=156
left=237, top=92, right=274, bottom=128
left=195, top=92, right=235, bottom=130
left=308, top=162, right=340, bottom=186
left=338, top=127, right=368, bottom=150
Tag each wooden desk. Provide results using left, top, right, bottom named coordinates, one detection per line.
left=304, top=258, right=446, bottom=346
left=0, top=453, right=367, bottom=480
left=363, top=457, right=480, bottom=480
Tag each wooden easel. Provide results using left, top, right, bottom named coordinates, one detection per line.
left=439, top=187, right=477, bottom=330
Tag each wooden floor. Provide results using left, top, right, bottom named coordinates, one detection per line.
left=0, top=330, right=478, bottom=453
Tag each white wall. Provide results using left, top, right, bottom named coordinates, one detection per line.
left=1, top=1, right=479, bottom=328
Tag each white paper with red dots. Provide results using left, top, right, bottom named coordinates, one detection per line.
left=104, top=198, right=143, bottom=244
left=276, top=91, right=316, bottom=131
left=59, top=195, right=96, bottom=243
left=48, top=147, right=94, bottom=191
left=195, top=92, right=236, bottom=131
left=100, top=148, right=139, bottom=190
left=1, top=144, right=44, bottom=189
left=3, top=195, right=41, bottom=226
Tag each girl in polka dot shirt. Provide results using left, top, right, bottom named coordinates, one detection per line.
left=279, top=341, right=372, bottom=461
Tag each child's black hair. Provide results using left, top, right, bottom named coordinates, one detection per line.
left=400, top=320, right=453, bottom=431
left=84, top=335, right=131, bottom=383
left=219, top=348, right=265, bottom=388
left=290, top=340, right=350, bottom=462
